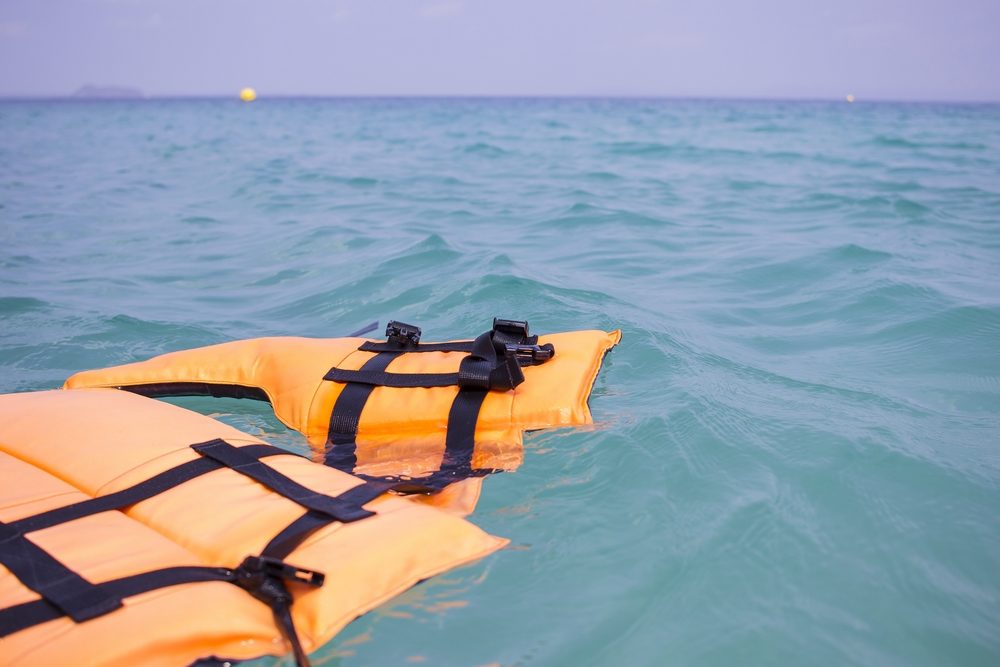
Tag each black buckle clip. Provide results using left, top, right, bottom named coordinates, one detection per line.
left=493, top=318, right=529, bottom=340
left=385, top=320, right=421, bottom=347
left=506, top=343, right=555, bottom=366
left=240, top=556, right=325, bottom=588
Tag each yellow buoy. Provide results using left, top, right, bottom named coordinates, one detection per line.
left=239, top=87, right=257, bottom=102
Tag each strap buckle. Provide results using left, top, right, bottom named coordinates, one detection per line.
left=385, top=320, right=421, bottom=347
left=506, top=343, right=555, bottom=366
left=239, top=556, right=325, bottom=588
left=492, top=318, right=529, bottom=340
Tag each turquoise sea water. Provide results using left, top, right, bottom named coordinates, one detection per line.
left=1, top=98, right=999, bottom=666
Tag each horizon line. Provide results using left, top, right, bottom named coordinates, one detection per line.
left=1, top=92, right=999, bottom=105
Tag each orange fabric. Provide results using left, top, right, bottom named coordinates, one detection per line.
left=64, top=329, right=621, bottom=487
left=0, top=389, right=506, bottom=666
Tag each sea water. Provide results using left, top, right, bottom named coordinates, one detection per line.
left=1, top=98, right=998, bottom=666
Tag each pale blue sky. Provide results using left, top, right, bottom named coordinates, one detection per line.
left=1, top=0, right=998, bottom=101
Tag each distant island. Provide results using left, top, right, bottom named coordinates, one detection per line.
left=72, top=85, right=145, bottom=99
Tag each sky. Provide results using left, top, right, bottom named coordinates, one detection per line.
left=1, top=0, right=998, bottom=101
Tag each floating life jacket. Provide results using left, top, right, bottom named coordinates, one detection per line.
left=64, top=319, right=620, bottom=501
left=0, top=389, right=505, bottom=667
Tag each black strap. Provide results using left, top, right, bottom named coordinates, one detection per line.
left=0, top=521, right=123, bottom=623
left=192, top=439, right=375, bottom=523
left=0, top=565, right=233, bottom=637
left=322, top=388, right=496, bottom=495
left=248, top=483, right=391, bottom=667
left=261, top=511, right=336, bottom=561
left=261, top=479, right=395, bottom=560
left=261, top=468, right=509, bottom=571
left=358, top=316, right=539, bottom=354
left=321, top=319, right=547, bottom=496
left=120, top=382, right=270, bottom=402
left=0, top=559, right=320, bottom=667
left=325, top=351, right=400, bottom=473
left=0, top=439, right=379, bottom=667
left=327, top=352, right=398, bottom=443
left=443, top=389, right=489, bottom=467
left=326, top=330, right=525, bottom=392
left=394, top=388, right=494, bottom=492
left=0, top=558, right=321, bottom=667
left=2, top=440, right=369, bottom=629
left=358, top=340, right=474, bottom=353
left=231, top=556, right=323, bottom=667
left=323, top=368, right=460, bottom=388
left=10, top=444, right=283, bottom=535
left=322, top=323, right=532, bottom=490
left=188, top=656, right=243, bottom=667
left=275, top=601, right=310, bottom=666
left=258, top=483, right=431, bottom=585
left=189, top=657, right=243, bottom=667
left=0, top=439, right=365, bottom=630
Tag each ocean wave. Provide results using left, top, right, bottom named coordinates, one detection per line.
left=0, top=295, right=50, bottom=314
left=462, top=142, right=508, bottom=156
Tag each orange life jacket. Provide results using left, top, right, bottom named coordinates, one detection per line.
left=65, top=319, right=621, bottom=511
left=0, top=388, right=505, bottom=667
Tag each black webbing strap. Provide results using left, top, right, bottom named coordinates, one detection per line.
left=0, top=442, right=376, bottom=667
left=261, top=480, right=394, bottom=560
left=188, top=656, right=241, bottom=667
left=1, top=440, right=368, bottom=635
left=0, top=555, right=323, bottom=667
left=120, top=382, right=271, bottom=402
left=259, top=481, right=432, bottom=567
left=261, top=466, right=512, bottom=571
left=0, top=521, right=122, bottom=623
left=322, top=320, right=540, bottom=491
left=321, top=388, right=496, bottom=496
left=0, top=444, right=281, bottom=628
left=325, top=329, right=525, bottom=392
left=356, top=316, right=539, bottom=354
left=358, top=340, right=474, bottom=353
left=191, top=439, right=375, bottom=523
left=264, top=422, right=506, bottom=575
left=323, top=367, right=460, bottom=388
left=0, top=565, right=232, bottom=637
left=327, top=352, right=398, bottom=445
left=390, top=388, right=495, bottom=492
left=261, top=511, right=335, bottom=561
left=324, top=351, right=400, bottom=472
left=231, top=556, right=323, bottom=667
left=0, top=559, right=321, bottom=667
left=443, top=389, right=489, bottom=467
left=10, top=444, right=283, bottom=535
left=0, top=558, right=322, bottom=667
left=275, top=600, right=309, bottom=666
left=411, top=355, right=501, bottom=490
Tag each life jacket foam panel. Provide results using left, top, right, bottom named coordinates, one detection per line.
left=0, top=389, right=505, bottom=667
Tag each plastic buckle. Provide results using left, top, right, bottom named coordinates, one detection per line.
left=506, top=343, right=554, bottom=366
left=492, top=318, right=529, bottom=340
left=240, top=556, right=325, bottom=588
left=385, top=320, right=421, bottom=347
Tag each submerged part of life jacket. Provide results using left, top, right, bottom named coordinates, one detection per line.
left=64, top=319, right=620, bottom=502
left=0, top=388, right=505, bottom=667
